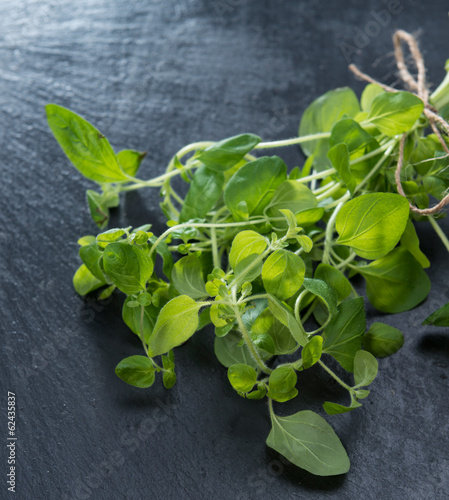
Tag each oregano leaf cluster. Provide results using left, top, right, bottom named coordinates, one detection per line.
left=46, top=33, right=449, bottom=477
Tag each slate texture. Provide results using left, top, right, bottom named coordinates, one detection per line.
left=1, top=1, right=448, bottom=499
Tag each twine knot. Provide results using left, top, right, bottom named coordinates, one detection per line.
left=350, top=30, right=449, bottom=215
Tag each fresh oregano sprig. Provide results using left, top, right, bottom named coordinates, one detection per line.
left=46, top=33, right=449, bottom=476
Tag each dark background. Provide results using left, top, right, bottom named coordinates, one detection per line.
left=1, top=1, right=449, bottom=499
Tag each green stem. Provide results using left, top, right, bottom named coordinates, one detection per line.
left=239, top=293, right=269, bottom=304
left=255, top=131, right=331, bottom=149
left=231, top=291, right=272, bottom=375
left=353, top=140, right=397, bottom=194
left=148, top=220, right=269, bottom=260
left=313, top=180, right=337, bottom=196
left=268, top=397, right=275, bottom=422
left=229, top=248, right=271, bottom=288
left=298, top=168, right=336, bottom=185
left=429, top=216, right=449, bottom=253
left=139, top=305, right=149, bottom=357
left=322, top=193, right=350, bottom=264
left=300, top=300, right=317, bottom=323
left=316, top=182, right=343, bottom=201
left=318, top=359, right=353, bottom=392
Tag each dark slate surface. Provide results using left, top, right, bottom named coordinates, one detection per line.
left=1, top=1, right=449, bottom=499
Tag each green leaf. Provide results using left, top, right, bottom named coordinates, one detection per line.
left=323, top=297, right=366, bottom=372
left=353, top=350, right=378, bottom=387
left=73, top=264, right=106, bottom=296
left=171, top=254, right=207, bottom=299
left=267, top=410, right=350, bottom=476
left=162, top=370, right=177, bottom=389
left=296, top=235, right=313, bottom=253
left=278, top=208, right=297, bottom=233
left=117, top=149, right=146, bottom=177
left=103, top=242, right=154, bottom=295
left=115, top=356, right=155, bottom=388
left=241, top=299, right=268, bottom=331
left=79, top=242, right=106, bottom=282
left=358, top=248, right=430, bottom=313
left=122, top=297, right=160, bottom=344
left=77, top=235, right=96, bottom=246
left=210, top=302, right=234, bottom=328
left=197, top=133, right=260, bottom=172
left=86, top=190, right=113, bottom=229
left=262, top=250, right=305, bottom=301
left=329, top=118, right=380, bottom=182
left=228, top=230, right=268, bottom=268
left=295, top=207, right=325, bottom=227
left=400, top=220, right=430, bottom=268
left=299, top=87, right=360, bottom=170
left=214, top=331, right=271, bottom=369
left=46, top=104, right=128, bottom=183
left=228, top=364, right=257, bottom=393
left=250, top=332, right=276, bottom=354
left=327, top=143, right=356, bottom=194
left=267, top=365, right=298, bottom=402
left=314, top=264, right=351, bottom=303
left=302, top=278, right=338, bottom=318
left=252, top=308, right=297, bottom=355
left=247, top=384, right=267, bottom=400
left=148, top=235, right=174, bottom=281
left=422, top=302, right=449, bottom=327
left=233, top=254, right=264, bottom=284
left=265, top=181, right=317, bottom=225
left=323, top=401, right=362, bottom=416
left=268, top=295, right=308, bottom=346
left=360, top=84, right=384, bottom=112
left=336, top=193, right=410, bottom=260
left=224, top=156, right=287, bottom=219
left=179, top=165, right=225, bottom=222
left=99, top=284, right=115, bottom=300
left=366, top=91, right=424, bottom=136
left=363, top=322, right=404, bottom=357
left=147, top=296, right=202, bottom=356
left=96, top=228, right=126, bottom=249
left=301, top=335, right=323, bottom=369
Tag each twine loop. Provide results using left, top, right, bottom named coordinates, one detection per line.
left=349, top=30, right=449, bottom=215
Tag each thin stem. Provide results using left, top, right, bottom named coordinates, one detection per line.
left=294, top=290, right=309, bottom=326
left=239, top=294, right=269, bottom=304
left=231, top=290, right=272, bottom=375
left=333, top=249, right=357, bottom=270
left=297, top=168, right=336, bottom=184
left=255, top=131, right=331, bottom=149
left=139, top=305, right=149, bottom=356
left=322, top=193, right=350, bottom=264
left=354, top=140, right=397, bottom=193
left=148, top=220, right=269, bottom=260
left=349, top=141, right=392, bottom=166
left=313, top=180, right=337, bottom=196
left=268, top=397, right=275, bottom=422
left=300, top=300, right=317, bottom=323
left=318, top=359, right=352, bottom=392
left=429, top=216, right=449, bottom=253
left=316, top=182, right=343, bottom=201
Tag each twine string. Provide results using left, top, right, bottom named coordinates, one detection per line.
left=349, top=30, right=449, bottom=215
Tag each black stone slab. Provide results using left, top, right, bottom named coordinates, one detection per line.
left=1, top=1, right=448, bottom=499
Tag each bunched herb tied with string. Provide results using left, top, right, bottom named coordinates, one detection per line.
left=46, top=31, right=449, bottom=476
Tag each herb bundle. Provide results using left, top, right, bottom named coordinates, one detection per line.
left=46, top=31, right=449, bottom=476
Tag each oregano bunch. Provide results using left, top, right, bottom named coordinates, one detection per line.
left=46, top=34, right=449, bottom=476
